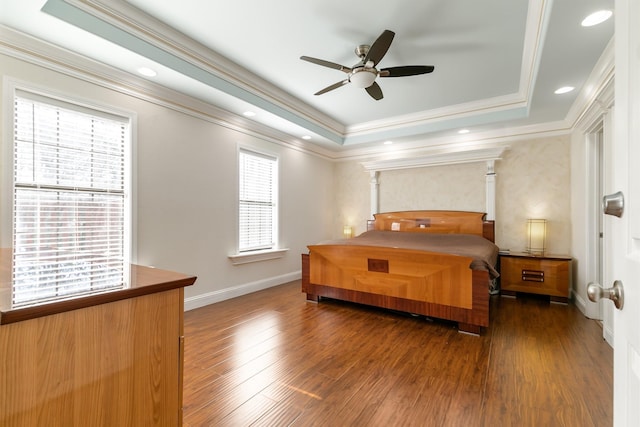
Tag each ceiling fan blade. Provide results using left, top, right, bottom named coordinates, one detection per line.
left=364, top=30, right=395, bottom=66
left=300, top=56, right=352, bottom=73
left=365, top=81, right=383, bottom=100
left=314, top=79, right=349, bottom=95
left=379, top=65, right=435, bottom=77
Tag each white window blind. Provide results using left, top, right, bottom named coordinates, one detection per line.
left=12, top=91, right=129, bottom=308
left=238, top=149, right=277, bottom=252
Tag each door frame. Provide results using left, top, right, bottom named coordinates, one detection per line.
left=572, top=74, right=614, bottom=335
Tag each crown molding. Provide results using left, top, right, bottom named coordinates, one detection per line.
left=0, top=23, right=577, bottom=165
left=42, top=0, right=346, bottom=142
left=568, top=37, right=615, bottom=132
left=41, top=0, right=548, bottom=146
left=335, top=118, right=571, bottom=163
left=0, top=0, right=614, bottom=165
left=344, top=92, right=528, bottom=137
left=519, top=0, right=552, bottom=100
left=0, top=24, right=338, bottom=161
left=361, top=146, right=508, bottom=172
left=343, top=0, right=549, bottom=140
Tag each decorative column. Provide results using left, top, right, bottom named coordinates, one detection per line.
left=485, top=160, right=496, bottom=221
left=370, top=171, right=379, bottom=218
left=360, top=146, right=507, bottom=220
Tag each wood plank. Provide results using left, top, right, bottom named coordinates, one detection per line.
left=373, top=210, right=488, bottom=237
left=0, top=248, right=196, bottom=324
left=183, top=281, right=613, bottom=426
left=0, top=289, right=183, bottom=426
left=309, top=245, right=474, bottom=308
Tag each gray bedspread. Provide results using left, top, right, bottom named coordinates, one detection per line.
left=316, top=230, right=500, bottom=279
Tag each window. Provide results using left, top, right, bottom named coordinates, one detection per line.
left=11, top=90, right=130, bottom=307
left=238, top=148, right=277, bottom=252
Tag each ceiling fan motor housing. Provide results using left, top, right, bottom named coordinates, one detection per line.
left=354, top=44, right=370, bottom=58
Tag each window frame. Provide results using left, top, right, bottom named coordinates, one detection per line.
left=229, top=146, right=287, bottom=265
left=3, top=81, right=134, bottom=307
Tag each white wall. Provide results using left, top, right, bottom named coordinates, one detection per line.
left=570, top=126, right=595, bottom=316
left=0, top=53, right=334, bottom=309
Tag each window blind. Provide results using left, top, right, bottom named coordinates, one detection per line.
left=12, top=93, right=129, bottom=308
left=238, top=149, right=277, bottom=252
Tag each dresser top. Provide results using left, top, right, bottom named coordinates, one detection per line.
left=499, top=251, right=572, bottom=261
left=1, top=248, right=196, bottom=325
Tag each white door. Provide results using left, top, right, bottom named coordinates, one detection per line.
left=608, top=1, right=640, bottom=425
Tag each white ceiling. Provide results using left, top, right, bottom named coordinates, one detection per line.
left=0, top=0, right=614, bottom=156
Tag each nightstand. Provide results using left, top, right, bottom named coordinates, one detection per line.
left=499, top=252, right=572, bottom=303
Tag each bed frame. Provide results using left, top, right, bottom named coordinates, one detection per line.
left=301, top=211, right=495, bottom=334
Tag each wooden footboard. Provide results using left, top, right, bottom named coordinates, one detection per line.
left=302, top=210, right=494, bottom=334
left=301, top=249, right=490, bottom=334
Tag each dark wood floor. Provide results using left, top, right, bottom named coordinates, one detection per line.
left=182, top=281, right=612, bottom=427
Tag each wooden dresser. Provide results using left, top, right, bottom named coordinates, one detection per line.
left=499, top=252, right=572, bottom=303
left=0, top=250, right=196, bottom=426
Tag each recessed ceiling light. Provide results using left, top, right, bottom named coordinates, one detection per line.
left=581, top=10, right=613, bottom=27
left=383, top=140, right=393, bottom=145
left=243, top=111, right=256, bottom=117
left=458, top=129, right=470, bottom=134
left=137, top=67, right=157, bottom=77
left=302, top=135, right=311, bottom=140
left=554, top=86, right=575, bottom=94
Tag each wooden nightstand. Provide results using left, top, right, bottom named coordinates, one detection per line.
left=499, top=252, right=572, bottom=303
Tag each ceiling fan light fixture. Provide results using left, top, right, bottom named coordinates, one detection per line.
left=350, top=68, right=378, bottom=88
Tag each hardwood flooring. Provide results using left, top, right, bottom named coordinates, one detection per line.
left=182, top=281, right=612, bottom=427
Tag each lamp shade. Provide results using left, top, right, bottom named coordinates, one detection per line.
left=527, top=219, right=547, bottom=255
left=343, top=225, right=353, bottom=238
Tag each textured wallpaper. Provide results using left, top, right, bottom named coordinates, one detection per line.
left=333, top=161, right=372, bottom=238
left=379, top=163, right=486, bottom=213
left=333, top=134, right=571, bottom=255
left=495, top=135, right=571, bottom=255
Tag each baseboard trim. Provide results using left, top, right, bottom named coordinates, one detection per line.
left=184, top=270, right=301, bottom=311
left=603, top=324, right=614, bottom=348
left=573, top=290, right=588, bottom=315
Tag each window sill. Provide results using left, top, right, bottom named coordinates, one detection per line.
left=228, top=248, right=289, bottom=265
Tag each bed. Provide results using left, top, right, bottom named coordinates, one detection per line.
left=301, top=210, right=499, bottom=334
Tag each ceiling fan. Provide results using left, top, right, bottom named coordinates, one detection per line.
left=300, top=29, right=435, bottom=101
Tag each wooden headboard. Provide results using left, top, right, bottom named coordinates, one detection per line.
left=369, top=210, right=495, bottom=242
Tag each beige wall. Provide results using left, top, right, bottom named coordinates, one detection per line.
left=495, top=135, right=571, bottom=254
left=380, top=163, right=486, bottom=213
left=333, top=161, right=486, bottom=238
left=333, top=161, right=372, bottom=238
left=0, top=53, right=335, bottom=308
left=333, top=135, right=572, bottom=255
